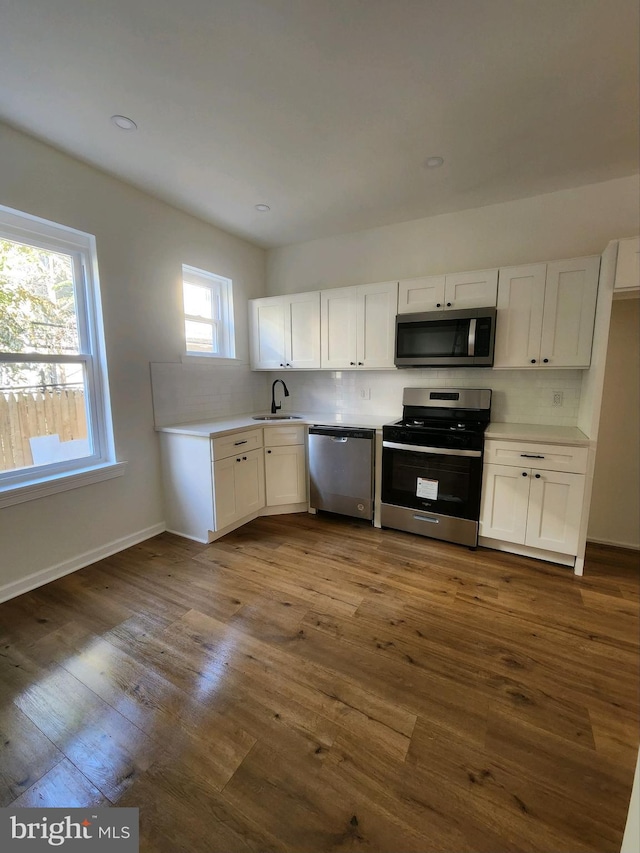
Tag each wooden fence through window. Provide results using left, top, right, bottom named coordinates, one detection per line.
left=0, top=389, right=87, bottom=471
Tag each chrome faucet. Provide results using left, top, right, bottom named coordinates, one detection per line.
left=271, top=379, right=290, bottom=414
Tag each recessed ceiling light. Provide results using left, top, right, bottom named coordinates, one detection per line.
left=425, top=156, right=444, bottom=168
left=110, top=115, right=137, bottom=131
left=255, top=204, right=271, bottom=212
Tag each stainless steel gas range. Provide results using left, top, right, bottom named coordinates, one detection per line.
left=380, top=387, right=492, bottom=548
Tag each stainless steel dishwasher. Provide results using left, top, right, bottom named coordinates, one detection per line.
left=308, top=426, right=375, bottom=520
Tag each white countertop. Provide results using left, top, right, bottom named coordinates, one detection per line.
left=157, top=413, right=591, bottom=445
left=156, top=411, right=395, bottom=438
left=485, top=422, right=591, bottom=445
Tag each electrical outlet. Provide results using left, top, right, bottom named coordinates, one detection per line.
left=359, top=387, right=371, bottom=400
left=552, top=391, right=564, bottom=407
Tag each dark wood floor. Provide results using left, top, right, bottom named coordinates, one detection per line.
left=1, top=513, right=638, bottom=852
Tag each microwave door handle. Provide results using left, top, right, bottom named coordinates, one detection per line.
left=468, top=318, right=477, bottom=356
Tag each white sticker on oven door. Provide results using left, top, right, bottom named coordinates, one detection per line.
left=417, top=477, right=438, bottom=499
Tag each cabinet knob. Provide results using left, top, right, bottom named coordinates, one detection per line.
left=236, top=457, right=241, bottom=462
left=286, top=363, right=291, bottom=367
left=436, top=303, right=441, bottom=308
left=280, top=363, right=284, bottom=367
left=530, top=359, right=537, bottom=364
left=522, top=471, right=528, bottom=477
left=446, top=302, right=452, bottom=307
left=350, top=361, right=356, bottom=366
left=266, top=449, right=272, bottom=454
left=534, top=473, right=541, bottom=478
left=543, top=358, right=549, bottom=364
left=242, top=456, right=247, bottom=461
left=357, top=362, right=363, bottom=366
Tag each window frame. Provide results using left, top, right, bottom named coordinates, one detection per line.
left=0, top=204, right=121, bottom=505
left=182, top=264, right=236, bottom=360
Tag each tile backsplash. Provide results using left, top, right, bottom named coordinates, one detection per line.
left=274, top=367, right=583, bottom=426
left=150, top=361, right=269, bottom=427
left=150, top=361, right=583, bottom=427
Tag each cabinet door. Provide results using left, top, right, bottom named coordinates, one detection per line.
left=480, top=463, right=530, bottom=544
left=357, top=281, right=398, bottom=368
left=444, top=269, right=498, bottom=310
left=397, top=276, right=445, bottom=314
left=494, top=264, right=546, bottom=367
left=234, top=448, right=265, bottom=517
left=614, top=237, right=640, bottom=292
left=213, top=455, right=239, bottom=530
left=249, top=297, right=286, bottom=369
left=540, top=256, right=600, bottom=368
left=525, top=470, right=585, bottom=555
left=286, top=292, right=321, bottom=369
left=320, top=287, right=358, bottom=368
left=265, top=445, right=306, bottom=506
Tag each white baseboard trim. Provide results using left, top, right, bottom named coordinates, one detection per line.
left=0, top=522, right=166, bottom=604
left=587, top=537, right=640, bottom=552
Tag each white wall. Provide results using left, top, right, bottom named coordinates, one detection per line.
left=267, top=175, right=639, bottom=426
left=0, top=122, right=266, bottom=595
left=588, top=298, right=640, bottom=550
left=267, top=176, right=640, bottom=294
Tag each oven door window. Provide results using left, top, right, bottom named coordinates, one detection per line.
left=381, top=448, right=482, bottom=519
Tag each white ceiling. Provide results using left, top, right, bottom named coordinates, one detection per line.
left=1, top=0, right=638, bottom=248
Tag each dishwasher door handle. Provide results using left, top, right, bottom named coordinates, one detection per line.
left=330, top=437, right=348, bottom=443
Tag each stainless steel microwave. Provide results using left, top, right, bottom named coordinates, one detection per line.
left=394, top=306, right=497, bottom=367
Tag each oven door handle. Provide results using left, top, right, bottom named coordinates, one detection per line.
left=382, top=440, right=481, bottom=458
left=468, top=318, right=477, bottom=356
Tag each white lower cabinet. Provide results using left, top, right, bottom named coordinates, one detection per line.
left=160, top=424, right=309, bottom=544
left=480, top=439, right=587, bottom=558
left=265, top=445, right=306, bottom=505
left=213, top=447, right=265, bottom=530
left=480, top=464, right=531, bottom=544
left=525, top=470, right=585, bottom=553
left=264, top=425, right=307, bottom=507
left=481, top=464, right=585, bottom=555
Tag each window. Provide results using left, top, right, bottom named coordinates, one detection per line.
left=0, top=204, right=118, bottom=503
left=182, top=265, right=235, bottom=359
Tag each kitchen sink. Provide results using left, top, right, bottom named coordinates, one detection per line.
left=252, top=414, right=303, bottom=420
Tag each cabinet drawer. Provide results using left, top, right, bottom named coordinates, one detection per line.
left=264, top=424, right=305, bottom=447
left=212, top=428, right=263, bottom=460
left=484, top=439, right=588, bottom=474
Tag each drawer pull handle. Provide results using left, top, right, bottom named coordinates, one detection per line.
left=234, top=440, right=248, bottom=446
left=520, top=454, right=545, bottom=459
left=413, top=515, right=439, bottom=524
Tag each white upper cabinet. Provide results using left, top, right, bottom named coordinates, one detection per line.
left=397, top=275, right=445, bottom=314
left=321, top=281, right=398, bottom=369
left=250, top=292, right=320, bottom=369
left=614, top=237, right=640, bottom=293
left=397, top=269, right=498, bottom=314
left=494, top=264, right=546, bottom=367
left=320, top=286, right=358, bottom=368
left=494, top=256, right=600, bottom=368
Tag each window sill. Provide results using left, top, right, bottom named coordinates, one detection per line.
left=0, top=461, right=127, bottom=509
left=181, top=354, right=244, bottom=367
